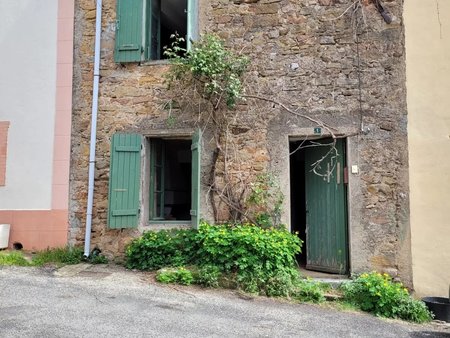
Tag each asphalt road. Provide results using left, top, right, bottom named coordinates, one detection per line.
left=0, top=265, right=448, bottom=338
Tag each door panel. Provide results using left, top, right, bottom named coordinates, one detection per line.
left=305, top=139, right=348, bottom=274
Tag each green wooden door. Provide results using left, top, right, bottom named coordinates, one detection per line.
left=304, top=139, right=348, bottom=274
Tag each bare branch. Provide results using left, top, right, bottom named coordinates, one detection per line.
left=242, top=94, right=337, bottom=139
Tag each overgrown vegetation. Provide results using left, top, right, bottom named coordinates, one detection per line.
left=163, top=34, right=338, bottom=225
left=341, top=272, right=433, bottom=323
left=0, top=250, right=31, bottom=266
left=156, top=267, right=194, bottom=286
left=126, top=229, right=198, bottom=271
left=164, top=34, right=263, bottom=224
left=164, top=34, right=249, bottom=108
left=126, top=222, right=301, bottom=278
left=33, top=247, right=85, bottom=266
left=0, top=246, right=107, bottom=267
left=246, top=173, right=285, bottom=229
left=126, top=222, right=332, bottom=302
left=127, top=228, right=434, bottom=323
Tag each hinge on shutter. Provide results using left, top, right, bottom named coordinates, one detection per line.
left=190, top=210, right=197, bottom=216
left=116, top=20, right=119, bottom=30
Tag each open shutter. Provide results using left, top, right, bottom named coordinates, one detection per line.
left=190, top=129, right=201, bottom=228
left=114, top=0, right=144, bottom=63
left=187, top=0, right=199, bottom=50
left=108, top=133, right=142, bottom=228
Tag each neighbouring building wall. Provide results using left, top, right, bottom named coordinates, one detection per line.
left=71, top=0, right=412, bottom=285
left=0, top=1, right=57, bottom=209
left=405, top=0, right=450, bottom=297
left=0, top=0, right=74, bottom=250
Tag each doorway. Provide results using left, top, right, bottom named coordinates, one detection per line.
left=290, top=138, right=349, bottom=274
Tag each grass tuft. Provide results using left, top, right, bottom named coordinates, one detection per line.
left=32, top=247, right=84, bottom=266
left=0, top=250, right=31, bottom=266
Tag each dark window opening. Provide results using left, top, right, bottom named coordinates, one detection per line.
left=149, top=139, right=191, bottom=221
left=151, top=0, right=187, bottom=60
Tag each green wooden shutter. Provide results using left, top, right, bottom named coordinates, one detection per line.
left=114, top=0, right=144, bottom=63
left=187, top=0, right=199, bottom=50
left=190, top=130, right=201, bottom=228
left=108, top=133, right=142, bottom=228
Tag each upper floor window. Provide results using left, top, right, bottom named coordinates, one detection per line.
left=114, top=0, right=198, bottom=63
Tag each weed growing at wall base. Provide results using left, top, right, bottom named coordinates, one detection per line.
left=341, top=272, right=433, bottom=323
left=0, top=250, right=30, bottom=266
left=0, top=247, right=108, bottom=267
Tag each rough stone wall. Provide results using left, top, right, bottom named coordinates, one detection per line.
left=70, top=0, right=412, bottom=285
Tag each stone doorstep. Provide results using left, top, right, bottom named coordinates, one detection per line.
left=314, top=277, right=349, bottom=289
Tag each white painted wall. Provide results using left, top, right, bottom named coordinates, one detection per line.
left=405, top=0, right=450, bottom=297
left=0, top=0, right=58, bottom=210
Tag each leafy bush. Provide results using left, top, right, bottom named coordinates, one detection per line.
left=197, top=222, right=302, bottom=276
left=393, top=296, right=433, bottom=323
left=193, top=265, right=221, bottom=288
left=341, top=272, right=433, bottom=323
left=0, top=251, right=31, bottom=266
left=156, top=267, right=194, bottom=286
left=265, top=268, right=299, bottom=297
left=126, top=222, right=303, bottom=296
left=164, top=34, right=249, bottom=108
left=33, top=246, right=84, bottom=266
left=293, top=279, right=330, bottom=303
left=126, top=229, right=199, bottom=270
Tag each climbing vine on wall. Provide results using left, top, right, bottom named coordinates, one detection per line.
left=164, top=34, right=338, bottom=225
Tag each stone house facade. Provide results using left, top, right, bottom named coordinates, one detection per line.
left=70, top=0, right=411, bottom=284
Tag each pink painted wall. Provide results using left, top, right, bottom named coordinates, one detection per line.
left=0, top=0, right=74, bottom=250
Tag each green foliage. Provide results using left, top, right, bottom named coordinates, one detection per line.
left=126, top=229, right=199, bottom=270
left=341, top=272, right=433, bottom=323
left=126, top=222, right=306, bottom=296
left=164, top=34, right=249, bottom=108
left=393, top=296, right=434, bottom=324
left=193, top=264, right=222, bottom=288
left=0, top=251, right=31, bottom=266
left=0, top=247, right=107, bottom=267
left=88, top=254, right=108, bottom=265
left=156, top=267, right=194, bottom=286
left=126, top=223, right=302, bottom=276
left=293, top=279, right=330, bottom=303
left=265, top=268, right=300, bottom=297
left=197, top=222, right=301, bottom=276
left=246, top=173, right=285, bottom=229
left=32, top=246, right=84, bottom=266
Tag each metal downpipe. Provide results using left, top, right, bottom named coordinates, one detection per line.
left=84, top=0, right=102, bottom=257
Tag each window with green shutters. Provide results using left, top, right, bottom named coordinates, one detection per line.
left=107, top=132, right=201, bottom=229
left=114, top=0, right=199, bottom=63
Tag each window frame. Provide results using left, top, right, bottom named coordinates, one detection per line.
left=114, top=0, right=198, bottom=63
